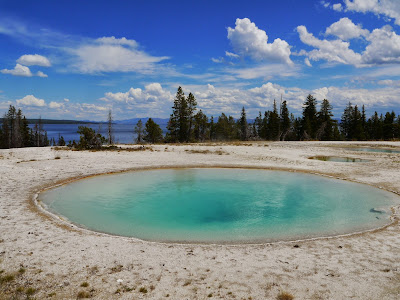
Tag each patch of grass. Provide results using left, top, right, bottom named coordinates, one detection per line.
left=123, top=286, right=134, bottom=292
left=18, top=268, right=25, bottom=274
left=0, top=274, right=15, bottom=283
left=208, top=293, right=213, bottom=297
left=185, top=149, right=228, bottom=155
left=110, top=264, right=123, bottom=273
left=80, top=281, right=89, bottom=287
left=25, top=287, right=36, bottom=296
left=48, top=292, right=57, bottom=297
left=139, top=287, right=148, bottom=293
left=277, top=291, right=294, bottom=300
left=77, top=290, right=91, bottom=298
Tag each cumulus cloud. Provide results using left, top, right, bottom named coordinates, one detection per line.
left=70, top=36, right=169, bottom=74
left=343, top=0, right=400, bottom=25
left=16, top=54, right=51, bottom=67
left=362, top=25, right=400, bottom=64
left=325, top=17, right=369, bottom=40
left=100, top=83, right=173, bottom=117
left=16, top=95, right=46, bottom=107
left=36, top=71, right=48, bottom=77
left=304, top=58, right=312, bottom=67
left=227, top=18, right=293, bottom=65
left=49, top=101, right=64, bottom=109
left=333, top=3, right=343, bottom=11
left=297, top=25, right=362, bottom=65
left=1, top=63, right=32, bottom=77
left=298, top=19, right=400, bottom=67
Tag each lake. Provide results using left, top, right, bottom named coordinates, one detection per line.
left=29, top=122, right=168, bottom=144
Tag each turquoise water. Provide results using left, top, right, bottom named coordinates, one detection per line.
left=40, top=169, right=399, bottom=243
left=310, top=156, right=371, bottom=162
left=343, top=147, right=400, bottom=154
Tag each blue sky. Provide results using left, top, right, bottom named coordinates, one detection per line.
left=1, top=0, right=400, bottom=120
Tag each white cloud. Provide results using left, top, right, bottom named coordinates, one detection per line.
left=16, top=95, right=46, bottom=107
left=227, top=18, right=293, bottom=65
left=95, top=36, right=138, bottom=47
left=211, top=57, right=224, bottom=63
left=100, top=83, right=173, bottom=117
left=225, top=51, right=239, bottom=58
left=70, top=37, right=169, bottom=74
left=297, top=25, right=362, bottom=65
left=362, top=25, right=400, bottom=64
left=16, top=54, right=51, bottom=67
left=325, top=17, right=369, bottom=40
left=1, top=63, right=33, bottom=77
left=333, top=3, right=343, bottom=11
left=36, top=71, right=48, bottom=78
left=305, top=58, right=312, bottom=67
left=49, top=101, right=64, bottom=109
left=344, top=0, right=400, bottom=25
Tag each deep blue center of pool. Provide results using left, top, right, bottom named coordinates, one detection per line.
left=40, top=169, right=399, bottom=243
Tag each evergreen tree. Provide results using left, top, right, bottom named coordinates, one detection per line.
left=134, top=119, right=144, bottom=144
left=239, top=107, right=248, bottom=141
left=143, top=118, right=163, bottom=143
left=352, top=105, right=365, bottom=140
left=301, top=94, right=318, bottom=140
left=317, top=99, right=334, bottom=140
left=254, top=111, right=263, bottom=139
left=268, top=100, right=280, bottom=140
left=193, top=110, right=208, bottom=142
left=186, top=92, right=197, bottom=141
left=209, top=116, right=216, bottom=141
left=58, top=135, right=66, bottom=146
left=280, top=100, right=291, bottom=141
left=383, top=111, right=396, bottom=140
left=107, top=109, right=114, bottom=145
left=166, top=86, right=189, bottom=142
left=77, top=126, right=105, bottom=150
left=340, top=102, right=354, bottom=140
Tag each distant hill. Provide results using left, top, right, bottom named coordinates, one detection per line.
left=0, top=118, right=98, bottom=125
left=114, top=118, right=169, bottom=125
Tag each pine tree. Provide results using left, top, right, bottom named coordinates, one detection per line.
left=301, top=94, right=318, bottom=140
left=268, top=100, right=280, bottom=140
left=193, top=110, right=208, bottom=142
left=239, top=107, right=248, bottom=141
left=209, top=116, right=216, bottom=141
left=280, top=100, right=291, bottom=141
left=166, top=87, right=189, bottom=142
left=186, top=92, right=197, bottom=142
left=143, top=118, right=163, bottom=143
left=107, top=109, right=114, bottom=145
left=58, top=135, right=66, bottom=146
left=341, top=102, right=354, bottom=140
left=134, top=119, right=144, bottom=144
left=317, top=99, right=334, bottom=141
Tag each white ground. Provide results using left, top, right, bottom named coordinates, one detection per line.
left=1, top=141, right=400, bottom=299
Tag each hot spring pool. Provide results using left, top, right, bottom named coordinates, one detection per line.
left=39, top=168, right=399, bottom=243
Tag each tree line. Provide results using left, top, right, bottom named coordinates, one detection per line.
left=1, top=87, right=400, bottom=149
left=0, top=105, right=51, bottom=149
left=158, top=87, right=399, bottom=142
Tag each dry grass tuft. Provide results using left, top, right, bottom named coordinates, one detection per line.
left=277, top=291, right=294, bottom=300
